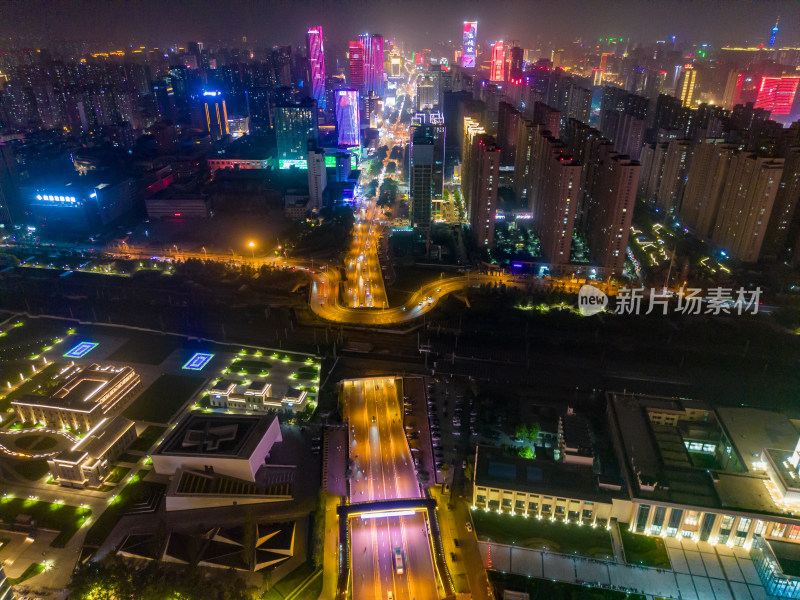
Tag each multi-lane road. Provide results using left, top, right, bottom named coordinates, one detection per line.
left=343, top=377, right=439, bottom=600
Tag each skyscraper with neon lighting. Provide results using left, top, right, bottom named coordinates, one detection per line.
left=490, top=41, right=505, bottom=82
left=335, top=89, right=361, bottom=147
left=754, top=76, right=800, bottom=116
left=359, top=33, right=384, bottom=96
left=307, top=26, right=326, bottom=111
left=462, top=21, right=477, bottom=68
left=349, top=41, right=364, bottom=90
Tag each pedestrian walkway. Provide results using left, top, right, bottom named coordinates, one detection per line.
left=479, top=536, right=773, bottom=600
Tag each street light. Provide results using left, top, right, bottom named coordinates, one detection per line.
left=249, top=242, right=255, bottom=259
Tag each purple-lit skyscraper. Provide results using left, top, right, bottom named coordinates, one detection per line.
left=359, top=33, right=384, bottom=96
left=307, top=26, right=326, bottom=111
left=336, top=89, right=361, bottom=147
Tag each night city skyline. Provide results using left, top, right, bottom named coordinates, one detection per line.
left=1, top=1, right=800, bottom=599
left=2, top=0, right=799, bottom=48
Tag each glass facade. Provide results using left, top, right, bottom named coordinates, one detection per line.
left=751, top=536, right=800, bottom=598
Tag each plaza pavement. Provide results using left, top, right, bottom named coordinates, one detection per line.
left=479, top=535, right=775, bottom=600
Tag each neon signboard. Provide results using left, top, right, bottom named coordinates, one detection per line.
left=491, top=41, right=505, bottom=82
left=64, top=342, right=98, bottom=358
left=279, top=159, right=308, bottom=169
left=35, top=194, right=78, bottom=204
left=462, top=21, right=477, bottom=68
left=325, top=155, right=336, bottom=168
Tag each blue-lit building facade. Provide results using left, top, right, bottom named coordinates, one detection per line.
left=25, top=175, right=136, bottom=233
left=751, top=536, right=800, bottom=598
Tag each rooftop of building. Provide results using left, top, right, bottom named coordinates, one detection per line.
left=210, top=135, right=274, bottom=160
left=71, top=415, right=135, bottom=458
left=12, top=364, right=136, bottom=412
left=474, top=445, right=621, bottom=503
left=154, top=412, right=278, bottom=459
left=607, top=392, right=800, bottom=519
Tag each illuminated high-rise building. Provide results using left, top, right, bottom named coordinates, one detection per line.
left=676, top=65, right=697, bottom=107
left=462, top=21, right=477, bottom=68
left=536, top=140, right=582, bottom=266
left=461, top=117, right=486, bottom=216
left=409, top=123, right=446, bottom=229
left=490, top=41, right=505, bottom=82
left=335, top=89, right=360, bottom=147
left=275, top=98, right=318, bottom=168
left=191, top=91, right=229, bottom=140
left=467, top=135, right=500, bottom=248
left=416, top=75, right=435, bottom=110
left=307, top=147, right=327, bottom=211
left=754, top=76, right=800, bottom=116
left=509, top=46, right=524, bottom=80
left=307, top=27, right=327, bottom=111
left=349, top=41, right=364, bottom=90
left=359, top=33, right=384, bottom=96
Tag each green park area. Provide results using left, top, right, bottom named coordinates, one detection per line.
left=620, top=530, right=671, bottom=569
left=0, top=496, right=90, bottom=547
left=472, top=510, right=614, bottom=559
left=123, top=374, right=205, bottom=423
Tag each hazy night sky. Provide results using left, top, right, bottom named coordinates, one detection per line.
left=1, top=0, right=797, bottom=50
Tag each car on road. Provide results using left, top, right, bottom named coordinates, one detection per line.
left=372, top=415, right=376, bottom=423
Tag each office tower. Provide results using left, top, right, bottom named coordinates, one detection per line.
left=307, top=27, right=326, bottom=112
left=416, top=75, right=435, bottom=111
left=490, top=41, right=505, bottom=82
left=349, top=41, right=364, bottom=90
left=390, top=52, right=402, bottom=77
left=462, top=117, right=487, bottom=218
left=275, top=98, right=318, bottom=168
left=468, top=135, right=500, bottom=247
left=676, top=65, right=697, bottom=107
left=335, top=89, right=360, bottom=147
left=443, top=90, right=472, bottom=158
left=409, top=123, right=446, bottom=229
left=679, top=140, right=739, bottom=238
left=497, top=102, right=520, bottom=166
left=722, top=71, right=745, bottom=111
left=191, top=91, right=229, bottom=140
left=359, top=34, right=384, bottom=96
left=271, top=45, right=293, bottom=87
left=711, top=153, right=784, bottom=262
left=535, top=142, right=582, bottom=266
left=362, top=91, right=381, bottom=128
left=509, top=46, right=524, bottom=81
left=307, top=147, right=327, bottom=211
left=769, top=19, right=779, bottom=47
left=754, top=76, right=800, bottom=116
left=153, top=79, right=176, bottom=121
left=0, top=143, right=21, bottom=225
left=462, top=21, right=478, bottom=68
left=763, top=146, right=800, bottom=256
left=589, top=153, right=640, bottom=274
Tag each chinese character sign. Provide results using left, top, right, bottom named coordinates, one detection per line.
left=462, top=21, right=477, bottom=68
